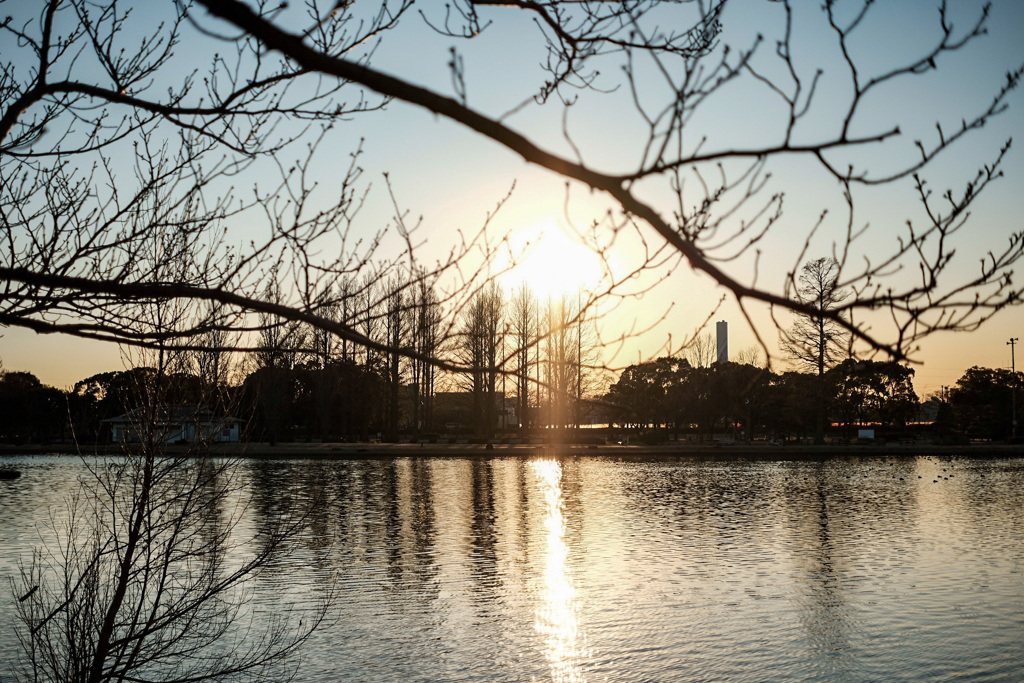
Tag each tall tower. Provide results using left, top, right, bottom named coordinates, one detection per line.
left=716, top=320, right=728, bottom=364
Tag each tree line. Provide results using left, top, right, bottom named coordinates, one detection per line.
left=2, top=354, right=1020, bottom=445
left=0, top=275, right=605, bottom=443
left=602, top=356, right=919, bottom=442
left=601, top=258, right=1021, bottom=444
left=602, top=354, right=1023, bottom=444
left=1, top=254, right=1015, bottom=444
left=243, top=276, right=602, bottom=441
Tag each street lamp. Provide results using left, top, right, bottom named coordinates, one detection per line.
left=1009, top=337, right=1019, bottom=439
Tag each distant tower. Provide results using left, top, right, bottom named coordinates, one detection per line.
left=716, top=320, right=728, bottom=364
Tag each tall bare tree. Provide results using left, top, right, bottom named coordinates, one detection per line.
left=572, top=295, right=604, bottom=427
left=509, top=283, right=539, bottom=430
left=781, top=258, right=851, bottom=377
left=410, top=269, right=442, bottom=433
left=542, top=294, right=579, bottom=430
left=686, top=333, right=718, bottom=370
left=254, top=278, right=308, bottom=372
left=310, top=284, right=340, bottom=371
left=455, top=283, right=504, bottom=436
left=383, top=274, right=407, bottom=438
left=781, top=257, right=851, bottom=443
left=735, top=346, right=764, bottom=369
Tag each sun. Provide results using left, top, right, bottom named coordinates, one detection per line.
left=500, top=220, right=604, bottom=300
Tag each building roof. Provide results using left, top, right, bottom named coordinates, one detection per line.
left=102, top=405, right=242, bottom=424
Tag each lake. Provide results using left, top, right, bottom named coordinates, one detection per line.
left=1, top=454, right=1023, bottom=681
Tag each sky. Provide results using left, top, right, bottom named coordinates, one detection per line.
left=1, top=0, right=1022, bottom=398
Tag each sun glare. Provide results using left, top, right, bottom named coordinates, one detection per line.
left=501, top=220, right=604, bottom=299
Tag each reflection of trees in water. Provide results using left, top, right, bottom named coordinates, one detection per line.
left=243, top=459, right=335, bottom=576
left=555, top=458, right=588, bottom=569
left=787, top=463, right=853, bottom=674
left=243, top=457, right=448, bottom=642
left=232, top=456, right=588, bottom=679
left=779, top=458, right=921, bottom=674
left=396, top=458, right=439, bottom=586
left=243, top=458, right=565, bottom=597
left=377, top=459, right=403, bottom=581
left=241, top=456, right=589, bottom=677
left=609, top=456, right=934, bottom=674
left=469, top=458, right=501, bottom=597
left=498, top=458, right=533, bottom=576
left=286, top=459, right=535, bottom=596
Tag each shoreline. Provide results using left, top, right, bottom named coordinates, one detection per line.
left=2, top=441, right=1021, bottom=460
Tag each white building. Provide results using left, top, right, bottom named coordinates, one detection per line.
left=104, top=406, right=241, bottom=443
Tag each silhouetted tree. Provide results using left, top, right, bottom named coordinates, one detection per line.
left=0, top=371, right=66, bottom=444
left=949, top=366, right=1022, bottom=440
left=686, top=333, right=718, bottom=370
left=383, top=275, right=407, bottom=439
left=409, top=272, right=442, bottom=433
left=828, top=359, right=919, bottom=437
left=606, top=356, right=690, bottom=432
left=781, top=257, right=851, bottom=443
left=542, top=295, right=579, bottom=430
left=782, top=258, right=851, bottom=376
left=456, top=283, right=504, bottom=437
left=510, top=284, right=539, bottom=429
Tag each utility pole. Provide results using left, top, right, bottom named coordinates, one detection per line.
left=1009, top=337, right=1019, bottom=439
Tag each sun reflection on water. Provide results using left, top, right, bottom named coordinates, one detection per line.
left=531, top=459, right=588, bottom=683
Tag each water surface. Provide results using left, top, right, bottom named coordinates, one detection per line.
left=1, top=454, right=1022, bottom=681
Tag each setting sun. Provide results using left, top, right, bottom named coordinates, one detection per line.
left=500, top=220, right=605, bottom=299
